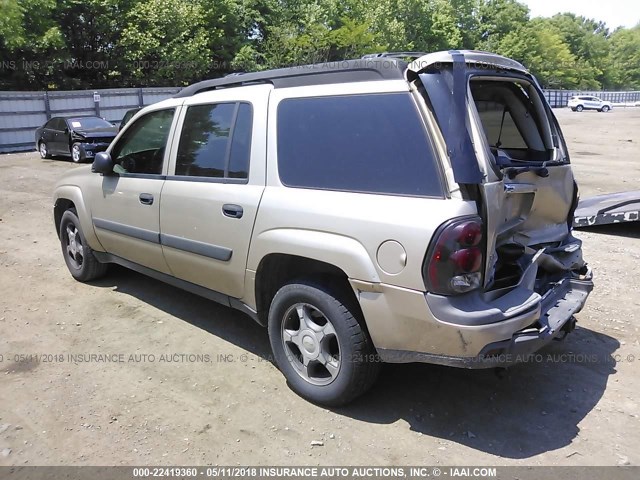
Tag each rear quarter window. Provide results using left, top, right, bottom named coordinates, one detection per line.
left=276, top=93, right=443, bottom=197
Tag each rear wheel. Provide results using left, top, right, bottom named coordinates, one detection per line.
left=268, top=281, right=380, bottom=406
left=60, top=209, right=108, bottom=282
left=39, top=141, right=50, bottom=159
left=576, top=105, right=584, bottom=112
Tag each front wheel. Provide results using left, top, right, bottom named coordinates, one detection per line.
left=71, top=143, right=82, bottom=163
left=39, top=141, right=50, bottom=159
left=268, top=281, right=380, bottom=406
left=60, top=209, right=108, bottom=282
left=601, top=105, right=610, bottom=112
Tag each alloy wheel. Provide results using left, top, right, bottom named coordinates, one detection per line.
left=72, top=144, right=81, bottom=162
left=65, top=224, right=84, bottom=268
left=281, top=303, right=341, bottom=386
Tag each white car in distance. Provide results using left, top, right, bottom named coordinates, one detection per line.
left=568, top=95, right=612, bottom=112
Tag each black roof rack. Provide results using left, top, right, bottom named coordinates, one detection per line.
left=174, top=59, right=407, bottom=98
left=361, top=52, right=428, bottom=60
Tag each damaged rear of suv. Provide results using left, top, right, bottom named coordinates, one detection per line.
left=54, top=50, right=593, bottom=406
left=377, top=50, right=594, bottom=367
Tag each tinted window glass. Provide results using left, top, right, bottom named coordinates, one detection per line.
left=51, top=118, right=65, bottom=130
left=111, top=108, right=174, bottom=175
left=68, top=117, right=113, bottom=129
left=228, top=103, right=252, bottom=179
left=176, top=102, right=252, bottom=179
left=176, top=103, right=236, bottom=178
left=277, top=93, right=442, bottom=196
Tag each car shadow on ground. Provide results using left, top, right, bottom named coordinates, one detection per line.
left=93, top=266, right=619, bottom=460
left=578, top=222, right=640, bottom=239
left=340, top=327, right=619, bottom=459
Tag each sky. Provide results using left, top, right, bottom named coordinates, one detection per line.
left=521, top=0, right=640, bottom=29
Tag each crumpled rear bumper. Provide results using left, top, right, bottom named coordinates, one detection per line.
left=371, top=268, right=594, bottom=368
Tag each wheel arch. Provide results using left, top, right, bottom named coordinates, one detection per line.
left=53, top=186, right=104, bottom=251
left=253, top=252, right=368, bottom=329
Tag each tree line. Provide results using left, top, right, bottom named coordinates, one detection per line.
left=0, top=0, right=639, bottom=91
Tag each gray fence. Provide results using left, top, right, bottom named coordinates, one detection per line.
left=543, top=89, right=640, bottom=108
left=1, top=86, right=640, bottom=153
left=0, top=87, right=181, bottom=153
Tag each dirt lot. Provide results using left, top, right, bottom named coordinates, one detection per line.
left=0, top=107, right=639, bottom=467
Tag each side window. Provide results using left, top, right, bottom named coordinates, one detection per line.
left=277, top=93, right=443, bottom=197
left=51, top=118, right=65, bottom=131
left=111, top=109, right=175, bottom=175
left=228, top=103, right=252, bottom=179
left=175, top=102, right=253, bottom=179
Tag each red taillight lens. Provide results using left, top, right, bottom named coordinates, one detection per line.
left=456, top=221, right=482, bottom=247
left=424, top=217, right=484, bottom=295
left=450, top=247, right=482, bottom=272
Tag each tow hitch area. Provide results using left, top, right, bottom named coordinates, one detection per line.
left=554, top=315, right=577, bottom=341
left=573, top=190, right=640, bottom=228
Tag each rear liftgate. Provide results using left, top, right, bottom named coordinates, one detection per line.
left=409, top=51, right=592, bottom=337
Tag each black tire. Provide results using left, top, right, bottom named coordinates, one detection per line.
left=268, top=280, right=380, bottom=406
left=71, top=143, right=83, bottom=163
left=570, top=108, right=576, bottom=112
left=602, top=105, right=610, bottom=112
left=60, top=208, right=108, bottom=282
left=576, top=105, right=584, bottom=112
left=39, top=141, right=50, bottom=159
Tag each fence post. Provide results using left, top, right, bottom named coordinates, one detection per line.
left=93, top=91, right=101, bottom=117
left=43, top=92, right=51, bottom=120
left=138, top=88, right=144, bottom=107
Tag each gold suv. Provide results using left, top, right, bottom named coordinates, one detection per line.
left=53, top=51, right=594, bottom=406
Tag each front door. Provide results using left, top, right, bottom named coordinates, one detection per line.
left=88, top=107, right=179, bottom=274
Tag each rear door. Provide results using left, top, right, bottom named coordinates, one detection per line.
left=585, top=96, right=599, bottom=110
left=49, top=118, right=67, bottom=154
left=159, top=84, right=270, bottom=298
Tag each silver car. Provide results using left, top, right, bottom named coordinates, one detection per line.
left=53, top=51, right=593, bottom=406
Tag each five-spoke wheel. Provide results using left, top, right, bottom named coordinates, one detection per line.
left=281, top=303, right=341, bottom=385
left=39, top=142, right=49, bottom=159
left=71, top=143, right=82, bottom=163
left=60, top=209, right=108, bottom=282
left=268, top=281, right=380, bottom=406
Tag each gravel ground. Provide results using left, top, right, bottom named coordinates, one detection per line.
left=0, top=107, right=638, bottom=466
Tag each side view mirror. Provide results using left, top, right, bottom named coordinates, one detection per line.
left=92, top=152, right=114, bottom=175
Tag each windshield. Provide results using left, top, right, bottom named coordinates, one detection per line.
left=68, top=117, right=113, bottom=130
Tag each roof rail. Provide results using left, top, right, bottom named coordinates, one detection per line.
left=361, top=52, right=428, bottom=60
left=174, top=59, right=407, bottom=98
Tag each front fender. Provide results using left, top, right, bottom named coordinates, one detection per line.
left=53, top=185, right=104, bottom=251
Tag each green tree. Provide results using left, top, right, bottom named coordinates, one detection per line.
left=496, top=19, right=579, bottom=88
left=609, top=24, right=640, bottom=89
left=0, top=0, right=65, bottom=89
left=546, top=13, right=612, bottom=88
left=476, top=0, right=529, bottom=51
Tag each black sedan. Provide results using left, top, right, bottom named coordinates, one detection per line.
left=35, top=116, right=118, bottom=163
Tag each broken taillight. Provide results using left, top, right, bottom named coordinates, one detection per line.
left=424, top=216, right=484, bottom=295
